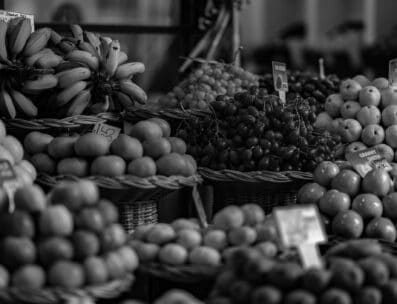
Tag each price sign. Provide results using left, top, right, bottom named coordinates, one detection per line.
left=92, top=123, right=121, bottom=142
left=346, top=147, right=392, bottom=177
left=0, top=10, right=34, bottom=31
left=274, top=205, right=326, bottom=268
left=389, top=59, right=397, bottom=87
left=272, top=61, right=288, bottom=104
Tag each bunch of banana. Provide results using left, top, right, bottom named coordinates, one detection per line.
left=51, top=24, right=147, bottom=116
left=0, top=17, right=60, bottom=118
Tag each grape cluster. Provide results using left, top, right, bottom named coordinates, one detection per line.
left=177, top=87, right=341, bottom=172
left=159, top=63, right=258, bottom=110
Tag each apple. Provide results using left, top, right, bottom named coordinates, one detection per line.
left=345, top=142, right=367, bottom=158
left=359, top=86, right=381, bottom=107
left=382, top=192, right=397, bottom=219
left=385, top=125, right=397, bottom=148
left=330, top=118, right=344, bottom=134
left=319, top=190, right=351, bottom=217
left=362, top=168, right=392, bottom=197
left=356, top=106, right=381, bottom=126
left=325, top=94, right=344, bottom=117
left=314, top=112, right=333, bottom=132
left=353, top=75, right=371, bottom=87
left=372, top=77, right=389, bottom=90
left=338, top=119, right=362, bottom=143
left=382, top=105, right=397, bottom=126
left=332, top=210, right=364, bottom=239
left=375, top=144, right=394, bottom=162
left=331, top=169, right=361, bottom=197
left=381, top=86, right=397, bottom=108
left=297, top=183, right=326, bottom=205
left=313, top=161, right=340, bottom=187
left=340, top=79, right=362, bottom=100
left=365, top=217, right=397, bottom=242
left=340, top=101, right=361, bottom=119
left=361, top=124, right=385, bottom=146
left=390, top=163, right=397, bottom=179
left=351, top=193, right=383, bottom=220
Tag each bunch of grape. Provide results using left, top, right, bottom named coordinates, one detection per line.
left=159, top=63, right=258, bottom=110
left=177, top=87, right=341, bottom=172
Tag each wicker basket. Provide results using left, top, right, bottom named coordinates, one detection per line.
left=0, top=274, right=133, bottom=304
left=37, top=173, right=203, bottom=233
left=198, top=167, right=313, bottom=217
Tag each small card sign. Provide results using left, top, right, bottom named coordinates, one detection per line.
left=92, top=123, right=120, bottom=142
left=0, top=10, right=34, bottom=31
left=346, top=147, right=392, bottom=177
left=272, top=61, right=288, bottom=104
left=274, top=205, right=326, bottom=268
left=389, top=59, right=397, bottom=87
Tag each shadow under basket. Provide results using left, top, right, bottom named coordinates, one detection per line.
left=198, top=168, right=313, bottom=216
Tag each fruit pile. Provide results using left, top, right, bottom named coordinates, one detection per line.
left=129, top=204, right=278, bottom=267
left=158, top=62, right=258, bottom=110
left=208, top=239, right=397, bottom=304
left=298, top=161, right=397, bottom=242
left=178, top=87, right=341, bottom=172
left=0, top=180, right=138, bottom=290
left=25, top=118, right=197, bottom=178
left=316, top=74, right=397, bottom=160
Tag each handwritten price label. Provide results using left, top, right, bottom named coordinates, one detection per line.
left=0, top=10, right=34, bottom=31
left=92, top=123, right=121, bottom=142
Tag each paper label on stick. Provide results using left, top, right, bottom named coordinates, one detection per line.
left=0, top=10, right=34, bottom=31
left=92, top=123, right=120, bottom=142
left=389, top=58, right=397, bottom=87
left=272, top=61, right=288, bottom=104
left=346, top=147, right=392, bottom=177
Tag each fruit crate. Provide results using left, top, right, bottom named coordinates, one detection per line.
left=199, top=168, right=313, bottom=217
left=37, top=173, right=203, bottom=233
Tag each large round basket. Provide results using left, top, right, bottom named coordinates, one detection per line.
left=198, top=168, right=313, bottom=218
left=0, top=274, right=133, bottom=304
left=37, top=173, right=203, bottom=233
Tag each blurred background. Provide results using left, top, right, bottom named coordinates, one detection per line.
left=4, top=0, right=397, bottom=93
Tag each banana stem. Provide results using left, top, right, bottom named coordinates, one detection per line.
left=206, top=11, right=230, bottom=60
left=232, top=0, right=241, bottom=66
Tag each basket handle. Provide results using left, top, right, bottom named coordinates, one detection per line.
left=192, top=185, right=208, bottom=229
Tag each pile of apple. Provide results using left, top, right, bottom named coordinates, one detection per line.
left=24, top=118, right=197, bottom=178
left=128, top=204, right=279, bottom=267
left=0, top=179, right=138, bottom=290
left=208, top=239, right=397, bottom=304
left=298, top=161, right=397, bottom=242
left=315, top=75, right=397, bottom=160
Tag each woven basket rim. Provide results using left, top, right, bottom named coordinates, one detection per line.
left=124, top=105, right=211, bottom=121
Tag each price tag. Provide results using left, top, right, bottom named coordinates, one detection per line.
left=274, top=205, right=326, bottom=268
left=0, top=10, right=34, bottom=31
left=272, top=61, right=288, bottom=104
left=92, top=123, right=121, bottom=142
left=346, top=147, right=392, bottom=177
left=389, top=59, right=397, bottom=87
left=319, top=58, right=325, bottom=80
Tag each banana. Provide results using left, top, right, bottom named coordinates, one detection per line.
left=55, top=60, right=86, bottom=73
left=89, top=95, right=110, bottom=114
left=0, top=20, right=9, bottom=64
left=65, top=50, right=99, bottom=70
left=99, top=37, right=111, bottom=60
left=85, top=31, right=101, bottom=56
left=58, top=39, right=76, bottom=53
left=119, top=79, right=147, bottom=104
left=23, top=27, right=52, bottom=57
left=7, top=17, right=23, bottom=35
left=58, top=67, right=91, bottom=88
left=35, top=53, right=63, bottom=69
left=0, top=89, right=16, bottom=118
left=115, top=62, right=145, bottom=79
left=56, top=80, right=88, bottom=106
left=25, top=48, right=54, bottom=66
left=77, top=41, right=97, bottom=57
left=118, top=51, right=128, bottom=65
left=66, top=89, right=91, bottom=116
left=70, top=24, right=84, bottom=42
left=9, top=88, right=37, bottom=117
left=9, top=18, right=32, bottom=57
left=115, top=91, right=134, bottom=108
left=23, top=74, right=58, bottom=91
left=104, top=40, right=120, bottom=77
left=50, top=30, right=62, bottom=45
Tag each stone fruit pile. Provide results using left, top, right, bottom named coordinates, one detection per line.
left=208, top=239, right=397, bottom=304
left=316, top=74, right=397, bottom=160
left=0, top=180, right=138, bottom=290
left=24, top=118, right=197, bottom=178
left=179, top=87, right=340, bottom=172
left=129, top=204, right=278, bottom=267
left=158, top=62, right=258, bottom=110
left=298, top=161, right=397, bottom=241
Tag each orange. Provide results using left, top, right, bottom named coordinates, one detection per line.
left=146, top=223, right=176, bottom=245
left=2, top=237, right=36, bottom=270
left=176, top=228, right=202, bottom=249
left=14, top=165, right=34, bottom=186
left=213, top=205, right=244, bottom=230
left=181, top=155, right=197, bottom=176
left=132, top=224, right=154, bottom=241
left=171, top=218, right=200, bottom=231
left=189, top=246, right=221, bottom=266
left=11, top=264, right=45, bottom=289
left=74, top=133, right=110, bottom=157
left=143, top=137, right=171, bottom=159
left=168, top=137, right=187, bottom=154
left=203, top=229, right=227, bottom=250
left=14, top=184, right=47, bottom=212
left=91, top=155, right=126, bottom=177
left=57, top=157, right=89, bottom=177
left=228, top=226, right=257, bottom=246
left=75, top=207, right=105, bottom=233
left=110, top=134, right=143, bottom=160
left=76, top=179, right=99, bottom=206
left=148, top=118, right=171, bottom=137
left=38, top=237, right=74, bottom=266
left=30, top=153, right=56, bottom=174
left=3, top=210, right=35, bottom=238
left=132, top=241, right=159, bottom=262
left=72, top=230, right=100, bottom=260
left=129, top=120, right=163, bottom=141
left=158, top=243, right=188, bottom=265
left=100, top=223, right=127, bottom=252
left=50, top=181, right=84, bottom=211
left=105, top=252, right=126, bottom=279
left=156, top=153, right=187, bottom=176
left=2, top=135, right=24, bottom=163
left=97, top=199, right=119, bottom=224
left=127, top=156, right=156, bottom=177
left=39, top=205, right=74, bottom=236
left=23, top=132, right=53, bottom=154
left=117, top=246, right=139, bottom=272
left=48, top=261, right=85, bottom=288
left=47, top=136, right=78, bottom=159
left=84, top=256, right=108, bottom=285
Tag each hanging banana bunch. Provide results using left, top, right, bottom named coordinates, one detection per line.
left=0, top=17, right=60, bottom=118
left=50, top=24, right=147, bottom=116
